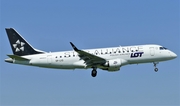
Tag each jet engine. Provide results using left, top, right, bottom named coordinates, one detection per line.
left=103, top=58, right=121, bottom=71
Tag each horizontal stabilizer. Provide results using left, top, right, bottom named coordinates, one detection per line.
left=7, top=55, right=29, bottom=61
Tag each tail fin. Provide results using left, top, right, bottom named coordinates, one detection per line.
left=5, top=28, right=45, bottom=56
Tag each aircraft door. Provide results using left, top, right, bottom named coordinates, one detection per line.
left=149, top=47, right=155, bottom=56
left=47, top=55, right=52, bottom=64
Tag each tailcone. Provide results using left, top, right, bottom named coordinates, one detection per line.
left=5, top=58, right=13, bottom=63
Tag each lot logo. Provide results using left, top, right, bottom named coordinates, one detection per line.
left=130, top=52, right=144, bottom=58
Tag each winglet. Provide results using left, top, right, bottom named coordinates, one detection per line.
left=70, top=42, right=79, bottom=51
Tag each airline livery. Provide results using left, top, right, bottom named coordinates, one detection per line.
left=5, top=28, right=177, bottom=77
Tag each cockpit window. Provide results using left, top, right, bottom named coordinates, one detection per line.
left=160, top=47, right=163, bottom=50
left=159, top=47, right=167, bottom=50
left=163, top=47, right=167, bottom=50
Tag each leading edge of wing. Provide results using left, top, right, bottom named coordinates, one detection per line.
left=70, top=42, right=106, bottom=64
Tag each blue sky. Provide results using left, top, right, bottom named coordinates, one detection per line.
left=0, top=0, right=179, bottom=105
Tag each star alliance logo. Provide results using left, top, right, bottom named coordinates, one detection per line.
left=13, top=40, right=25, bottom=52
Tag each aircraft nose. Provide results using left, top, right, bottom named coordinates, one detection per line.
left=171, top=52, right=177, bottom=59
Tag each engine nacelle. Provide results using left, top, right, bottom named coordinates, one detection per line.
left=104, top=59, right=121, bottom=71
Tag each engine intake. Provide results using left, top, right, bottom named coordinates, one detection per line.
left=104, top=59, right=121, bottom=71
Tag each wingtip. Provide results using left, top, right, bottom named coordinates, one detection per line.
left=70, top=42, right=79, bottom=51
left=70, top=42, right=74, bottom=46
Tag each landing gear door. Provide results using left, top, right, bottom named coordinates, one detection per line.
left=149, top=47, right=155, bottom=56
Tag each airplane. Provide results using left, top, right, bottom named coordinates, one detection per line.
left=5, top=28, right=177, bottom=77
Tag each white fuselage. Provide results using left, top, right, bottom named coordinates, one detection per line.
left=5, top=28, right=177, bottom=77
left=11, top=44, right=177, bottom=71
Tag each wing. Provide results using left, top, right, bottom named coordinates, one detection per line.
left=70, top=42, right=106, bottom=66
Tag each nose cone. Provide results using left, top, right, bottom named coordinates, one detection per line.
left=171, top=52, right=177, bottom=59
